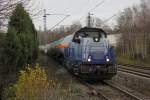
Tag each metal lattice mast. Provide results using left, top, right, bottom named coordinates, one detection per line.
left=87, top=12, right=93, bottom=28
left=43, top=9, right=47, bottom=32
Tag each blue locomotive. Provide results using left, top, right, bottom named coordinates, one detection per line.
left=48, top=27, right=117, bottom=80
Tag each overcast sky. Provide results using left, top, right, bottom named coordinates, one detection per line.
left=33, top=0, right=141, bottom=30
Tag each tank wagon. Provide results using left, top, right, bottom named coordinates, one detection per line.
left=48, top=27, right=117, bottom=81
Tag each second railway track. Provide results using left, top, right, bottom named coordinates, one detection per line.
left=84, top=81, right=148, bottom=100
left=118, top=64, right=150, bottom=70
left=118, top=65, right=150, bottom=78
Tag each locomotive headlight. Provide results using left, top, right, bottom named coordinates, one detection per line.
left=88, top=58, right=91, bottom=62
left=94, top=38, right=99, bottom=42
left=95, top=38, right=98, bottom=42
left=106, top=56, right=110, bottom=62
left=106, top=58, right=110, bottom=62
left=88, top=56, right=92, bottom=62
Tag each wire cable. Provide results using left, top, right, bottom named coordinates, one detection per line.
left=104, top=11, right=125, bottom=23
left=89, top=0, right=105, bottom=12
left=78, top=0, right=106, bottom=24
left=47, top=0, right=91, bottom=30
left=104, top=14, right=117, bottom=23
left=50, top=15, right=70, bottom=30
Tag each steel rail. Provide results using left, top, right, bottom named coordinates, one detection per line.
left=76, top=77, right=110, bottom=100
left=104, top=81, right=143, bottom=100
left=84, top=82, right=111, bottom=100
left=118, top=65, right=150, bottom=78
left=84, top=81, right=144, bottom=100
left=118, top=64, right=150, bottom=70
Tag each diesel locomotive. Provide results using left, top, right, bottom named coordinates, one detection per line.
left=47, top=27, right=117, bottom=81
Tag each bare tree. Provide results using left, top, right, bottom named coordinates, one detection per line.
left=0, top=0, right=25, bottom=25
left=0, top=0, right=42, bottom=28
left=116, top=0, right=150, bottom=64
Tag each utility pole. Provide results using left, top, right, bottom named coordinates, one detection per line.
left=87, top=12, right=93, bottom=28
left=43, top=9, right=51, bottom=32
left=43, top=9, right=46, bottom=32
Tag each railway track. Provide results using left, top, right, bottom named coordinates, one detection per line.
left=84, top=81, right=145, bottom=100
left=118, top=65, right=150, bottom=78
left=84, top=82, right=110, bottom=100
left=47, top=58, right=149, bottom=99
left=118, top=64, right=150, bottom=70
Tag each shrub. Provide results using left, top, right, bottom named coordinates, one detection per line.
left=4, top=64, right=83, bottom=100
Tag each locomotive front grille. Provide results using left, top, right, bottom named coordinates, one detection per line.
left=81, top=65, right=95, bottom=73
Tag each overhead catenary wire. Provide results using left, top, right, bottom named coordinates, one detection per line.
left=101, top=11, right=127, bottom=29
left=104, top=11, right=125, bottom=23
left=45, top=0, right=93, bottom=31
left=89, top=0, right=105, bottom=12
left=77, top=0, right=91, bottom=13
left=43, top=8, right=71, bottom=31
left=45, top=0, right=106, bottom=30
left=50, top=15, right=70, bottom=30
left=104, top=14, right=117, bottom=23
left=55, top=0, right=91, bottom=27
left=81, top=0, right=92, bottom=11
left=78, top=0, right=106, bottom=27
left=87, top=0, right=106, bottom=27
